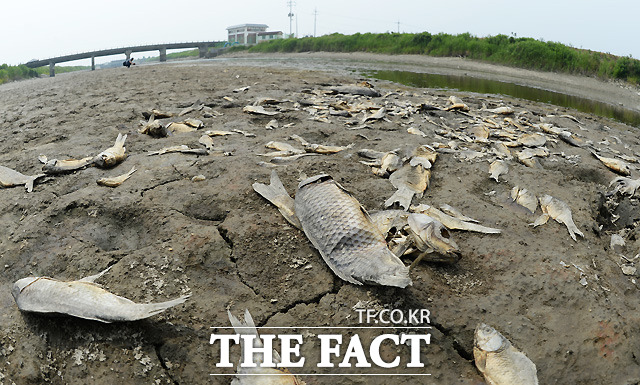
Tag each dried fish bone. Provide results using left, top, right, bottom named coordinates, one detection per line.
left=474, top=323, right=538, bottom=385
left=97, top=167, right=136, bottom=187
left=290, top=134, right=354, bottom=154
left=93, top=133, right=127, bottom=168
left=148, top=145, right=209, bottom=156
left=592, top=152, right=631, bottom=176
left=608, top=176, right=640, bottom=196
left=12, top=267, right=190, bottom=323
left=531, top=195, right=583, bottom=241
left=407, top=213, right=460, bottom=264
left=228, top=309, right=305, bottom=385
left=412, top=204, right=501, bottom=234
left=0, top=166, right=45, bottom=192
left=510, top=186, right=538, bottom=213
left=439, top=203, right=480, bottom=223
left=489, top=160, right=508, bottom=182
left=243, top=105, right=280, bottom=116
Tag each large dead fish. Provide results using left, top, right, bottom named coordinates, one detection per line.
left=489, top=160, right=508, bottom=182
left=253, top=172, right=411, bottom=287
left=93, top=133, right=127, bottom=168
left=474, top=323, right=538, bottom=385
left=0, top=166, right=45, bottom=192
left=592, top=152, right=631, bottom=176
left=531, top=195, right=583, bottom=241
left=97, top=167, right=136, bottom=187
left=39, top=155, right=95, bottom=174
left=228, top=309, right=305, bottom=385
left=12, top=267, right=190, bottom=323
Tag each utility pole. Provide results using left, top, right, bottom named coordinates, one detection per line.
left=396, top=21, right=400, bottom=33
left=313, top=8, right=318, bottom=37
left=287, top=1, right=295, bottom=38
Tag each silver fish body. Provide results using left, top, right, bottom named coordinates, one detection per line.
left=294, top=175, right=411, bottom=287
left=12, top=270, right=189, bottom=323
left=474, top=323, right=538, bottom=385
left=0, top=166, right=45, bottom=192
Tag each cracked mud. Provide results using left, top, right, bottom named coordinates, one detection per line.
left=1, top=54, right=640, bottom=384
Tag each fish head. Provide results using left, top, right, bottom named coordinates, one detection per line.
left=408, top=214, right=460, bottom=262
left=12, top=277, right=39, bottom=299
left=474, top=323, right=507, bottom=353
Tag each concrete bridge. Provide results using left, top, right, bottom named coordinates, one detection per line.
left=26, top=41, right=224, bottom=76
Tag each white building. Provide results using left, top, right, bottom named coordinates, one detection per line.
left=226, top=24, right=283, bottom=45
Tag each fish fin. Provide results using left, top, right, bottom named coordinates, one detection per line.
left=384, top=187, right=414, bottom=210
left=530, top=213, right=550, bottom=227
left=114, top=133, right=127, bottom=149
left=24, top=174, right=44, bottom=193
left=79, top=265, right=113, bottom=283
left=228, top=309, right=270, bottom=365
left=252, top=171, right=301, bottom=229
left=134, top=294, right=190, bottom=319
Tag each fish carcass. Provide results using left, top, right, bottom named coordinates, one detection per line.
left=0, top=165, right=45, bottom=192
left=93, top=133, right=127, bottom=168
left=531, top=195, right=584, bottom=241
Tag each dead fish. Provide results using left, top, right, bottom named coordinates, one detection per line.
left=409, top=145, right=438, bottom=169
left=492, top=142, right=512, bottom=159
left=517, top=147, right=549, bottom=167
left=295, top=175, right=411, bottom=287
left=40, top=156, right=95, bottom=174
left=592, top=152, right=631, bottom=176
left=517, top=133, right=547, bottom=147
left=411, top=204, right=501, bottom=234
left=232, top=85, right=250, bottom=93
left=407, top=127, right=428, bottom=137
left=148, top=145, right=208, bottom=156
left=199, top=135, right=215, bottom=151
left=252, top=171, right=301, bottom=229
left=385, top=164, right=431, bottom=210
left=0, top=166, right=45, bottom=192
left=269, top=153, right=319, bottom=164
left=474, top=323, right=538, bottom=385
left=203, top=130, right=231, bottom=137
left=262, top=141, right=305, bottom=157
left=439, top=204, right=480, bottom=223
left=510, top=186, right=538, bottom=213
left=484, top=106, right=514, bottom=115
left=243, top=105, right=279, bottom=116
left=167, top=122, right=197, bottom=134
left=469, top=126, right=490, bottom=142
left=368, top=209, right=409, bottom=235
left=183, top=118, right=204, bottom=128
left=97, top=167, right=136, bottom=188
left=139, top=115, right=169, bottom=137
left=357, top=148, right=387, bottom=160
left=290, top=134, right=354, bottom=154
left=531, top=195, right=583, bottom=241
left=228, top=310, right=305, bottom=385
left=559, top=131, right=588, bottom=147
left=375, top=152, right=403, bottom=177
left=445, top=96, right=470, bottom=111
left=407, top=213, right=460, bottom=264
left=266, top=119, right=279, bottom=129
left=12, top=267, right=190, bottom=323
left=362, top=107, right=386, bottom=123
left=232, top=129, right=256, bottom=137
left=489, top=160, right=508, bottom=182
left=93, top=134, right=127, bottom=168
left=608, top=176, right=640, bottom=196
left=330, top=85, right=381, bottom=97
left=142, top=109, right=173, bottom=119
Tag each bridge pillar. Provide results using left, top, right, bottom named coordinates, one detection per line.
left=49, top=62, right=55, bottom=77
left=198, top=45, right=208, bottom=58
left=91, top=56, right=95, bottom=71
left=159, top=47, right=167, bottom=62
left=125, top=50, right=132, bottom=61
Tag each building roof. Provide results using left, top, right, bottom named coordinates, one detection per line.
left=226, top=24, right=269, bottom=30
left=257, top=31, right=283, bottom=36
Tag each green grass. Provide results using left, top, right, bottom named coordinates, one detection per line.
left=0, top=63, right=90, bottom=84
left=248, top=32, right=640, bottom=84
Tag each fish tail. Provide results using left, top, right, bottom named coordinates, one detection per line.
left=227, top=309, right=258, bottom=336
left=25, top=174, right=45, bottom=193
left=139, top=294, right=190, bottom=318
left=384, top=187, right=414, bottom=210
left=114, top=133, right=127, bottom=149
left=252, top=171, right=301, bottom=228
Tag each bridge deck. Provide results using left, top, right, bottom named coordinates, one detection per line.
left=26, top=41, right=223, bottom=68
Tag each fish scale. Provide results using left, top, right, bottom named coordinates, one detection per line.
left=294, top=175, right=411, bottom=287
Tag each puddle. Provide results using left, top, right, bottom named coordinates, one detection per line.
left=366, top=70, right=640, bottom=127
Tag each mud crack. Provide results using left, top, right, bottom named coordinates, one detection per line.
left=430, top=319, right=474, bottom=362
left=154, top=343, right=180, bottom=385
left=140, top=178, right=182, bottom=197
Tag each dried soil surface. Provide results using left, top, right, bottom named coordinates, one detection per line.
left=1, top=53, right=639, bottom=385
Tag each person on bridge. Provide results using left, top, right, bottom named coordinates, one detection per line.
left=123, top=57, right=135, bottom=68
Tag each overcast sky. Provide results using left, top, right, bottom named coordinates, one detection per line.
left=2, top=0, right=638, bottom=66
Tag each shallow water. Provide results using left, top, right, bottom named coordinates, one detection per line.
left=366, top=70, right=640, bottom=128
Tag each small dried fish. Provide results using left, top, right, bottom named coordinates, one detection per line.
left=439, top=204, right=480, bottom=223
left=148, top=145, right=209, bottom=156
left=489, top=160, right=508, bottom=182
left=469, top=125, right=490, bottom=142
left=407, top=127, right=428, bottom=137
left=510, top=186, right=538, bottom=213
left=592, top=152, right=631, bottom=176
left=376, top=152, right=403, bottom=177
left=97, top=167, right=136, bottom=188
left=228, top=309, right=305, bottom=385
left=142, top=109, right=173, bottom=119
left=40, top=156, right=95, bottom=174
left=484, top=106, right=514, bottom=115
left=93, top=133, right=127, bottom=168
left=474, top=323, right=538, bottom=385
left=232, top=129, right=256, bottom=137
left=412, top=204, right=501, bottom=234
left=531, top=195, right=583, bottom=241
left=166, top=122, right=197, bottom=133
left=409, top=145, right=438, bottom=169
left=243, top=105, right=279, bottom=116
left=232, top=86, right=250, bottom=93
left=269, top=153, right=319, bottom=164
left=0, top=166, right=45, bottom=192
left=199, top=135, right=215, bottom=151
left=205, top=130, right=235, bottom=136
left=559, top=131, right=588, bottom=147
left=12, top=267, right=190, bottom=323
